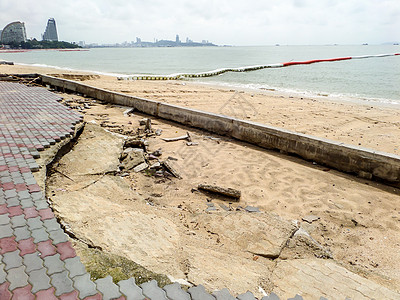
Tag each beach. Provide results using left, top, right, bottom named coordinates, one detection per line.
left=2, top=63, right=400, bottom=298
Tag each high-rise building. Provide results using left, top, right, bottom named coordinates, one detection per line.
left=176, top=34, right=180, bottom=44
left=0, top=21, right=27, bottom=44
left=42, top=18, right=58, bottom=41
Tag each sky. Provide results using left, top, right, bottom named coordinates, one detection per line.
left=0, top=0, right=399, bottom=45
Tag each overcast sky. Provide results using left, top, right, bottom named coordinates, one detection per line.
left=1, top=0, right=399, bottom=45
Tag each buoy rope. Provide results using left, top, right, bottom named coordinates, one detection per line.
left=117, top=53, right=400, bottom=81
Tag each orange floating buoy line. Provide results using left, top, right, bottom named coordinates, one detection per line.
left=117, top=53, right=400, bottom=81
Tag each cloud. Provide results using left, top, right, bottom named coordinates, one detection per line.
left=0, top=0, right=399, bottom=45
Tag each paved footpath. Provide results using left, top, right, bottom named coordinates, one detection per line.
left=0, top=81, right=324, bottom=300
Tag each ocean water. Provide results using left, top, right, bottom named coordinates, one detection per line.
left=1, top=45, right=399, bottom=105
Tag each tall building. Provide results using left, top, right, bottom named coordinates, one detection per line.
left=42, top=18, right=58, bottom=41
left=1, top=21, right=27, bottom=44
left=176, top=34, right=180, bottom=44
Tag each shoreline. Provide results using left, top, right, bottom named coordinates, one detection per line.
left=1, top=59, right=399, bottom=109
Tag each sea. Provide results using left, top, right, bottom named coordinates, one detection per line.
left=1, top=45, right=399, bottom=106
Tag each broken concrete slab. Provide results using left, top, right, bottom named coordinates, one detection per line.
left=120, top=149, right=146, bottom=171
left=245, top=206, right=260, bottom=213
left=198, top=184, right=241, bottom=200
left=133, top=162, right=149, bottom=173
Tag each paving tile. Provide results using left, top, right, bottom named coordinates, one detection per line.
left=188, top=285, right=216, bottom=300
left=0, top=237, right=18, bottom=255
left=64, top=256, right=86, bottom=278
left=0, top=282, right=12, bottom=300
left=48, top=229, right=69, bottom=244
left=6, top=265, right=29, bottom=290
left=57, top=241, right=77, bottom=260
left=0, top=262, right=6, bottom=284
left=83, top=293, right=103, bottom=300
left=35, top=287, right=58, bottom=300
left=39, top=208, right=55, bottom=221
left=28, top=267, right=52, bottom=293
left=140, top=280, right=168, bottom=300
left=118, top=278, right=145, bottom=300
left=4, top=190, right=17, bottom=199
left=95, top=275, right=122, bottom=300
left=24, top=207, right=40, bottom=219
left=0, top=214, right=10, bottom=225
left=20, top=198, right=35, bottom=209
left=43, top=218, right=61, bottom=232
left=212, top=289, right=236, bottom=300
left=0, top=224, right=13, bottom=238
left=50, top=270, right=75, bottom=296
left=14, top=225, right=31, bottom=241
left=18, top=238, right=36, bottom=256
left=10, top=214, right=27, bottom=228
left=44, top=253, right=65, bottom=275
left=11, top=284, right=35, bottom=300
left=31, top=192, right=44, bottom=201
left=27, top=216, right=44, bottom=230
left=37, top=240, right=57, bottom=258
left=31, top=227, right=50, bottom=243
left=3, top=250, right=23, bottom=270
left=73, top=273, right=98, bottom=299
left=24, top=252, right=44, bottom=273
left=5, top=197, right=19, bottom=207
left=35, top=200, right=49, bottom=210
left=59, top=290, right=80, bottom=300
left=288, top=295, right=304, bottom=300
left=0, top=204, right=8, bottom=215
left=163, top=282, right=191, bottom=300
left=7, top=205, right=23, bottom=217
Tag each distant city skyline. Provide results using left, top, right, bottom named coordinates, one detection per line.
left=0, top=0, right=399, bottom=46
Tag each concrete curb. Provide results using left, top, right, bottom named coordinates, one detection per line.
left=41, top=75, right=400, bottom=187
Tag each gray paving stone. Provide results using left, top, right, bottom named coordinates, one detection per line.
left=4, top=189, right=17, bottom=199
left=0, top=196, right=6, bottom=205
left=261, top=292, right=281, bottom=300
left=27, top=216, right=43, bottom=230
left=48, top=229, right=69, bottom=244
left=0, top=262, right=6, bottom=284
left=319, top=297, right=329, bottom=300
left=31, top=227, right=50, bottom=243
left=163, top=282, right=191, bottom=300
left=13, top=177, right=25, bottom=184
left=6, top=196, right=19, bottom=207
left=31, top=192, right=44, bottom=201
left=188, top=285, right=216, bottom=300
left=0, top=224, right=13, bottom=238
left=64, top=256, right=86, bottom=278
left=3, top=250, right=23, bottom=270
left=25, top=178, right=37, bottom=186
left=6, top=265, right=29, bottom=290
left=141, top=279, right=168, bottom=300
left=50, top=270, right=75, bottom=296
left=236, top=291, right=257, bottom=300
left=212, top=288, right=236, bottom=300
left=29, top=267, right=52, bottom=293
left=14, top=225, right=31, bottom=241
left=43, top=218, right=61, bottom=232
left=10, top=215, right=27, bottom=228
left=34, top=200, right=49, bottom=210
left=44, top=253, right=65, bottom=275
left=0, top=214, right=10, bottom=225
left=18, top=190, right=31, bottom=200
left=95, top=275, right=122, bottom=300
left=118, top=278, right=145, bottom=300
left=21, top=199, right=35, bottom=209
left=73, top=273, right=98, bottom=298
left=24, top=252, right=44, bottom=272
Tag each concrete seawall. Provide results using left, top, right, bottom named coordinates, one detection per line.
left=40, top=75, right=400, bottom=187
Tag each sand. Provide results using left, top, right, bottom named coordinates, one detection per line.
left=2, top=64, right=400, bottom=298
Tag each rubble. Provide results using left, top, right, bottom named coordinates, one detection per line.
left=198, top=184, right=241, bottom=200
